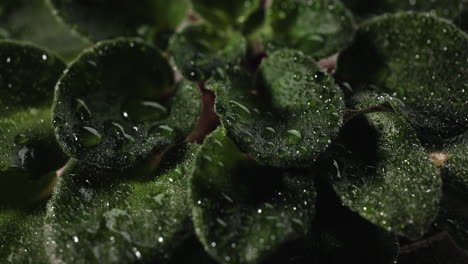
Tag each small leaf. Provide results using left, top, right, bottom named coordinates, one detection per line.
left=209, top=49, right=344, bottom=167
left=434, top=132, right=468, bottom=250
left=168, top=24, right=246, bottom=81
left=0, top=40, right=67, bottom=208
left=268, top=0, right=356, bottom=58
left=189, top=127, right=316, bottom=264
left=0, top=208, right=48, bottom=264
left=191, top=0, right=260, bottom=28
left=45, top=144, right=198, bottom=263
left=336, top=12, right=468, bottom=142
left=326, top=111, right=442, bottom=239
left=0, top=0, right=89, bottom=61
left=53, top=39, right=201, bottom=169
left=49, top=0, right=189, bottom=41
left=341, top=0, right=466, bottom=21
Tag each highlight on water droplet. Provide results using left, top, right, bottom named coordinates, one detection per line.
left=77, top=126, right=102, bottom=147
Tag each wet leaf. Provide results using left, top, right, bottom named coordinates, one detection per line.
left=348, top=91, right=405, bottom=112
left=53, top=39, right=201, bottom=169
left=0, top=0, right=89, bottom=61
left=208, top=49, right=344, bottom=167
left=336, top=12, right=468, bottom=143
left=0, top=208, right=48, bottom=264
left=341, top=0, right=466, bottom=21
left=191, top=0, right=260, bottom=28
left=0, top=40, right=67, bottom=208
left=45, top=144, right=198, bottom=264
left=168, top=24, right=246, bottom=81
left=49, top=0, right=189, bottom=41
left=326, top=111, right=442, bottom=239
left=189, top=127, right=316, bottom=264
left=268, top=0, right=356, bottom=58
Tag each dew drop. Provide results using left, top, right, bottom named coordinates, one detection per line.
left=14, top=134, right=29, bottom=145
left=77, top=126, right=102, bottom=147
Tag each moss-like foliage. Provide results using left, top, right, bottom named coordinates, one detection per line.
left=0, top=0, right=89, bottom=61
left=326, top=111, right=442, bottom=239
left=191, top=0, right=260, bottom=28
left=268, top=0, right=356, bottom=58
left=341, top=0, right=466, bottom=21
left=0, top=208, right=48, bottom=264
left=337, top=12, right=468, bottom=142
left=189, top=127, right=316, bottom=264
left=209, top=49, right=344, bottom=167
left=435, top=132, right=468, bottom=250
left=0, top=41, right=67, bottom=208
left=48, top=0, right=188, bottom=41
left=168, top=24, right=246, bottom=81
left=53, top=39, right=201, bottom=169
left=45, top=144, right=198, bottom=264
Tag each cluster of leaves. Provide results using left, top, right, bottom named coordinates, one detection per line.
left=0, top=0, right=467, bottom=263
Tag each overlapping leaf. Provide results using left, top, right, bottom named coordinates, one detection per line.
left=209, top=49, right=344, bottom=167
left=53, top=39, right=201, bottom=169
left=169, top=24, right=246, bottom=81
left=189, top=127, right=316, bottom=264
left=268, top=0, right=356, bottom=58
left=337, top=12, right=468, bottom=143
left=0, top=41, right=67, bottom=208
left=191, top=0, right=260, bottom=28
left=326, top=111, right=441, bottom=239
left=45, top=144, right=198, bottom=264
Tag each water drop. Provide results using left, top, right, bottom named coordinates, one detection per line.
left=285, top=130, right=301, bottom=144
left=121, top=100, right=169, bottom=122
left=14, top=134, right=29, bottom=145
left=77, top=126, right=102, bottom=147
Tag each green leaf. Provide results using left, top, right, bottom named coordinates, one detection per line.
left=348, top=91, right=405, bottom=112
left=268, top=0, right=356, bottom=58
left=191, top=0, right=260, bottom=28
left=326, top=111, right=442, bottom=239
left=53, top=39, right=201, bottom=169
left=0, top=208, right=48, bottom=264
left=435, top=132, right=468, bottom=250
left=336, top=12, right=468, bottom=143
left=49, top=0, right=189, bottom=41
left=341, top=0, right=466, bottom=21
left=0, top=40, right=67, bottom=208
left=168, top=24, right=246, bottom=81
left=0, top=0, right=90, bottom=61
left=189, top=127, right=316, bottom=264
left=45, top=144, right=198, bottom=263
left=209, top=49, right=344, bottom=167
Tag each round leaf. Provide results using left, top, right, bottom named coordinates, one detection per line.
left=53, top=39, right=201, bottom=169
left=336, top=12, right=468, bottom=141
left=191, top=0, right=260, bottom=28
left=327, top=111, right=442, bottom=239
left=209, top=49, right=344, bottom=167
left=189, top=127, right=316, bottom=264
left=48, top=0, right=189, bottom=41
left=0, top=40, right=67, bottom=208
left=168, top=24, right=246, bottom=81
left=45, top=145, right=198, bottom=263
left=268, top=0, right=356, bottom=58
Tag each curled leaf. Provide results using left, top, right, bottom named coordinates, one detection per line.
left=209, top=49, right=344, bottom=167
left=169, top=24, right=246, bottom=81
left=53, top=39, right=201, bottom=169
left=45, top=145, right=198, bottom=263
left=326, top=111, right=442, bottom=239
left=49, top=0, right=189, bottom=41
left=189, top=127, right=316, bottom=264
left=337, top=12, right=468, bottom=142
left=0, top=41, right=67, bottom=208
left=268, top=0, right=356, bottom=58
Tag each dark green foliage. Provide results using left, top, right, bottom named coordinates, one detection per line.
left=53, top=39, right=201, bottom=169
left=268, top=0, right=356, bottom=58
left=189, top=127, right=316, bottom=264
left=337, top=12, right=468, bottom=143
left=169, top=24, right=246, bottom=81
left=326, top=112, right=441, bottom=239
left=209, top=49, right=344, bottom=167
left=0, top=41, right=67, bottom=208
left=191, top=0, right=260, bottom=28
left=49, top=0, right=189, bottom=41
left=45, top=144, right=198, bottom=264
